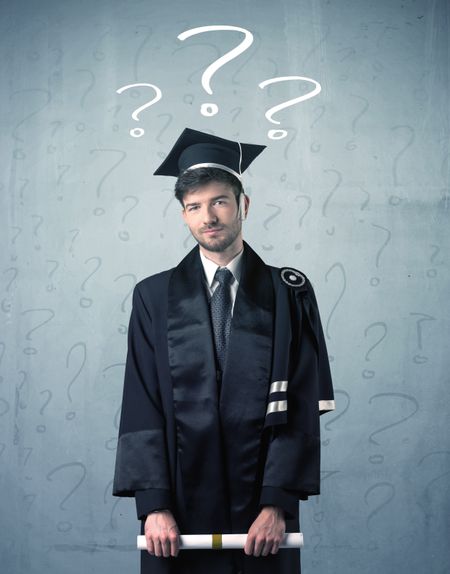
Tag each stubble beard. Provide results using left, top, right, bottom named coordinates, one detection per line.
left=194, top=221, right=241, bottom=253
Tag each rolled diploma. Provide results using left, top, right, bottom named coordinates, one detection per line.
left=137, top=532, right=303, bottom=550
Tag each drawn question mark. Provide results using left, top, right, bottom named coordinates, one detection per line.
left=370, top=223, right=391, bottom=286
left=368, top=392, right=419, bottom=464
left=409, top=312, right=436, bottom=364
left=46, top=260, right=59, bottom=292
left=116, top=83, right=162, bottom=137
left=118, top=196, right=139, bottom=241
left=37, top=389, right=52, bottom=433
left=362, top=322, right=387, bottom=379
left=261, top=203, right=282, bottom=251
left=46, top=462, right=87, bottom=532
left=66, top=342, right=87, bottom=420
left=321, top=168, right=343, bottom=236
left=364, top=481, right=396, bottom=537
left=21, top=308, right=55, bottom=355
left=324, top=262, right=346, bottom=342
left=322, top=389, right=350, bottom=446
left=417, top=450, right=450, bottom=526
left=114, top=274, right=136, bottom=334
left=258, top=76, right=321, bottom=139
left=32, top=214, right=44, bottom=251
left=177, top=25, right=254, bottom=117
left=79, top=256, right=102, bottom=308
left=0, top=341, right=5, bottom=383
left=293, top=194, right=312, bottom=250
left=2, top=267, right=18, bottom=314
left=426, top=244, right=441, bottom=278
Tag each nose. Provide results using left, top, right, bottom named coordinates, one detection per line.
left=202, top=204, right=218, bottom=225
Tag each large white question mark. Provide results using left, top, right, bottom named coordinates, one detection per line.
left=258, top=76, right=322, bottom=139
left=116, top=83, right=162, bottom=138
left=177, top=25, right=254, bottom=117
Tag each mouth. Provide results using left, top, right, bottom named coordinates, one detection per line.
left=203, top=228, right=223, bottom=234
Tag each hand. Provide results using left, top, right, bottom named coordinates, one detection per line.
left=144, top=509, right=180, bottom=558
left=244, top=505, right=286, bottom=557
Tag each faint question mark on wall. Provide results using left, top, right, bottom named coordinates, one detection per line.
left=426, top=244, right=441, bottom=278
left=293, top=194, right=312, bottom=250
left=258, top=76, right=321, bottom=140
left=345, top=94, right=369, bottom=151
left=46, top=260, right=59, bottom=292
left=324, top=262, right=346, bottom=343
left=391, top=125, right=415, bottom=187
left=46, top=462, right=87, bottom=532
left=417, top=450, right=450, bottom=527
left=118, top=196, right=139, bottom=241
left=0, top=341, right=5, bottom=383
left=68, top=228, right=80, bottom=257
left=21, top=308, right=55, bottom=355
left=114, top=274, right=136, bottom=334
left=178, top=25, right=254, bottom=117
left=322, top=389, right=350, bottom=446
left=321, top=168, right=342, bottom=235
left=409, top=312, right=436, bottom=364
left=2, top=267, right=18, bottom=314
left=65, top=342, right=87, bottom=421
left=370, top=223, right=391, bottom=286
left=89, top=149, right=126, bottom=216
left=261, top=203, right=282, bottom=251
left=11, top=88, right=51, bottom=159
left=310, top=105, right=325, bottom=153
left=368, top=392, right=419, bottom=464
left=364, top=481, right=396, bottom=546
left=31, top=214, right=44, bottom=251
left=362, top=322, right=387, bottom=379
left=79, top=256, right=102, bottom=308
left=116, top=83, right=162, bottom=137
left=37, top=389, right=52, bottom=433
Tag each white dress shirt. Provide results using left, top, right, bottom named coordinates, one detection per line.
left=199, top=246, right=244, bottom=316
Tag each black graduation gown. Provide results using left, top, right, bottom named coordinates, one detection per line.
left=112, top=240, right=335, bottom=574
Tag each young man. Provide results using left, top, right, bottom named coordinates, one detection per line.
left=112, top=128, right=335, bottom=574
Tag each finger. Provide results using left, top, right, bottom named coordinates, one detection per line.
left=244, top=532, right=255, bottom=556
left=153, top=538, right=162, bottom=558
left=261, top=538, right=273, bottom=556
left=253, top=536, right=265, bottom=557
left=161, top=534, right=171, bottom=558
left=169, top=528, right=179, bottom=557
left=146, top=536, right=155, bottom=555
left=270, top=539, right=280, bottom=554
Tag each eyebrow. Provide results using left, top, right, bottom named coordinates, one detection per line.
left=184, top=194, right=230, bottom=208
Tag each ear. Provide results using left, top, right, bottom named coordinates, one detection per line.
left=244, top=193, right=250, bottom=216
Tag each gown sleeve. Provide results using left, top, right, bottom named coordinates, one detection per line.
left=259, top=275, right=335, bottom=517
left=112, top=282, right=172, bottom=520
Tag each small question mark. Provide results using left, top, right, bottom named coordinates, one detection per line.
left=369, top=223, right=391, bottom=286
left=46, top=462, right=87, bottom=532
left=118, top=196, right=139, bottom=241
left=258, top=76, right=321, bottom=139
left=114, top=274, right=136, bottom=334
left=322, top=389, right=350, bottom=446
left=293, top=194, right=312, bottom=250
left=321, top=168, right=343, bottom=236
left=116, top=83, right=162, bottom=137
left=324, top=262, right=346, bottom=342
left=21, top=308, right=55, bottom=355
left=37, top=389, right=52, bottom=433
left=177, top=25, right=254, bottom=117
left=364, top=481, right=396, bottom=535
left=66, top=342, right=87, bottom=420
left=368, top=392, right=419, bottom=464
left=79, top=257, right=102, bottom=308
left=46, top=260, right=59, bottom=292
left=362, top=322, right=387, bottom=379
left=261, top=203, right=282, bottom=251
left=31, top=214, right=44, bottom=251
left=409, top=312, right=436, bottom=364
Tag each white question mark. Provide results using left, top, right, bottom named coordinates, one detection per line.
left=177, top=25, right=254, bottom=117
left=115, top=83, right=162, bottom=138
left=258, top=76, right=322, bottom=139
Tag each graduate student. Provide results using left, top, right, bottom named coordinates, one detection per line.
left=112, top=127, right=336, bottom=574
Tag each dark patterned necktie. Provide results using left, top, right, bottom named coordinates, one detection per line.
left=210, top=267, right=234, bottom=373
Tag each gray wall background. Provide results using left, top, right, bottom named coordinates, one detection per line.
left=1, top=0, right=449, bottom=572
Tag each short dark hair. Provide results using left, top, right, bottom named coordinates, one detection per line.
left=174, top=167, right=243, bottom=207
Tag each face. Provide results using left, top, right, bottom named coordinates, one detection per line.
left=181, top=181, right=249, bottom=254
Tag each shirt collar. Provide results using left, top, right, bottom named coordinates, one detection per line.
left=199, top=245, right=244, bottom=288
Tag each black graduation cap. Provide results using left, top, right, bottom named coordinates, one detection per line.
left=153, top=127, right=266, bottom=180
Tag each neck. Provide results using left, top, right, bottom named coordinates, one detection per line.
left=199, top=237, right=244, bottom=266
